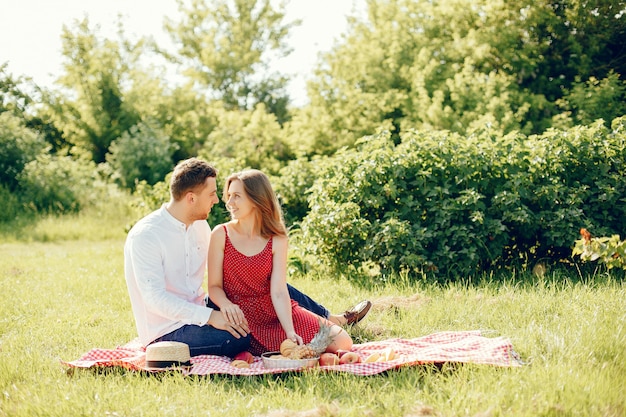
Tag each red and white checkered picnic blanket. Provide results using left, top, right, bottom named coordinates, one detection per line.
left=62, top=330, right=522, bottom=376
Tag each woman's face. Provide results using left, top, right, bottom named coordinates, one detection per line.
left=226, top=179, right=255, bottom=220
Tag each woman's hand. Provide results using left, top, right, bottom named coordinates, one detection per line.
left=286, top=331, right=304, bottom=346
left=207, top=310, right=249, bottom=338
left=221, top=302, right=247, bottom=326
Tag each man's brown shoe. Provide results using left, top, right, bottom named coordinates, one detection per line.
left=343, top=300, right=372, bottom=326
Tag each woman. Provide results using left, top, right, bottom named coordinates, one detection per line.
left=207, top=169, right=353, bottom=355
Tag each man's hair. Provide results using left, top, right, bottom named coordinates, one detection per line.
left=170, top=158, right=217, bottom=201
left=223, top=169, right=287, bottom=239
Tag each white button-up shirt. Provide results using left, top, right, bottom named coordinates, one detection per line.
left=124, top=205, right=213, bottom=346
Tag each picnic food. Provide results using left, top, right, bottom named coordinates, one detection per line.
left=280, top=320, right=335, bottom=359
left=230, top=359, right=251, bottom=368
left=363, top=348, right=397, bottom=363
left=279, top=339, right=298, bottom=357
left=319, top=352, right=340, bottom=366
left=339, top=351, right=361, bottom=364
left=233, top=351, right=254, bottom=364
left=364, top=352, right=381, bottom=363
left=381, top=347, right=396, bottom=361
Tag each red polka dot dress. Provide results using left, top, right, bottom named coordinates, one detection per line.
left=221, top=225, right=320, bottom=355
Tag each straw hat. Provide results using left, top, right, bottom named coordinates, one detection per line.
left=144, top=341, right=192, bottom=370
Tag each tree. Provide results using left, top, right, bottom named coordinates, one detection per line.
left=1, top=63, right=30, bottom=117
left=198, top=103, right=293, bottom=176
left=294, top=0, right=626, bottom=155
left=165, top=0, right=297, bottom=123
left=0, top=112, right=46, bottom=192
left=47, top=18, right=140, bottom=163
left=1, top=64, right=66, bottom=152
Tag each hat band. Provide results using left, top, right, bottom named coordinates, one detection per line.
left=146, top=359, right=192, bottom=368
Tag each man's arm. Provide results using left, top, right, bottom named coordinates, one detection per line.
left=126, top=230, right=212, bottom=326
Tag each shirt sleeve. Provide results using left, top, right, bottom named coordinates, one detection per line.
left=126, top=229, right=213, bottom=326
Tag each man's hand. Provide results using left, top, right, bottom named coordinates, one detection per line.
left=207, top=310, right=250, bottom=338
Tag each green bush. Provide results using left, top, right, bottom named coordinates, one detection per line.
left=273, top=157, right=320, bottom=226
left=0, top=184, right=21, bottom=223
left=106, top=120, right=179, bottom=190
left=299, top=117, right=626, bottom=279
left=17, top=154, right=103, bottom=214
left=0, top=112, right=47, bottom=191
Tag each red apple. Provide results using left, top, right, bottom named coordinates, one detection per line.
left=233, top=351, right=254, bottom=364
left=318, top=352, right=340, bottom=366
left=339, top=351, right=361, bottom=364
left=335, top=349, right=351, bottom=358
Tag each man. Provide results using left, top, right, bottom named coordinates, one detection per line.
left=124, top=158, right=371, bottom=357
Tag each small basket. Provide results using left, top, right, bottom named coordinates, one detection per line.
left=261, top=351, right=319, bottom=369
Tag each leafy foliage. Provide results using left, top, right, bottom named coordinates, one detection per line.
left=293, top=0, right=626, bottom=155
left=199, top=104, right=293, bottom=176
left=17, top=154, right=104, bottom=213
left=165, top=0, right=296, bottom=122
left=272, top=157, right=319, bottom=226
left=299, top=117, right=626, bottom=278
left=555, top=70, right=626, bottom=128
left=106, top=120, right=179, bottom=190
left=573, top=228, right=626, bottom=270
left=0, top=184, right=20, bottom=223
left=47, top=18, right=141, bottom=163
left=0, top=112, right=47, bottom=191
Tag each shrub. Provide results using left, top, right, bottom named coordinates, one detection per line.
left=273, top=157, right=319, bottom=226
left=0, top=184, right=21, bottom=223
left=299, top=117, right=626, bottom=279
left=17, top=154, right=102, bottom=213
left=573, top=228, right=626, bottom=270
left=106, top=120, right=178, bottom=190
left=0, top=112, right=47, bottom=191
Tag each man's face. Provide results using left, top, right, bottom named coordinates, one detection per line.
left=191, top=177, right=219, bottom=220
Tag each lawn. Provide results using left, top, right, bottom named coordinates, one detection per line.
left=0, top=214, right=624, bottom=416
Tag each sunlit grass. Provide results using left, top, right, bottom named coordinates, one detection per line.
left=0, top=197, right=133, bottom=243
left=0, top=214, right=624, bottom=416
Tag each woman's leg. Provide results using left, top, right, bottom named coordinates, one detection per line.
left=324, top=325, right=353, bottom=353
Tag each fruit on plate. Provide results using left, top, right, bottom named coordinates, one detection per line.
left=319, top=352, right=340, bottom=366
left=363, top=352, right=381, bottom=363
left=233, top=351, right=254, bottom=364
left=339, top=351, right=361, bottom=364
left=362, top=348, right=396, bottom=363
left=280, top=320, right=336, bottom=359
left=381, top=347, right=396, bottom=361
left=230, top=359, right=250, bottom=368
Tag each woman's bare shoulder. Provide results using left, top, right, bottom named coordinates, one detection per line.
left=272, top=234, right=289, bottom=248
left=210, top=222, right=232, bottom=238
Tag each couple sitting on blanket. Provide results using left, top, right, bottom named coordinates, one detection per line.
left=124, top=158, right=371, bottom=358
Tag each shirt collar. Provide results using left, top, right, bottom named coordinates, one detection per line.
left=160, top=204, right=187, bottom=229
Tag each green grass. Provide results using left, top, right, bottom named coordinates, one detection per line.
left=0, top=214, right=624, bottom=416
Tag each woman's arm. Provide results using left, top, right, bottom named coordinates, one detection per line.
left=207, top=224, right=247, bottom=326
left=270, top=235, right=302, bottom=344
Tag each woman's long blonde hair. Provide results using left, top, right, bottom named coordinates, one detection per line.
left=223, top=169, right=287, bottom=239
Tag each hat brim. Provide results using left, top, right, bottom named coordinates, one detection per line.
left=143, top=360, right=193, bottom=372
